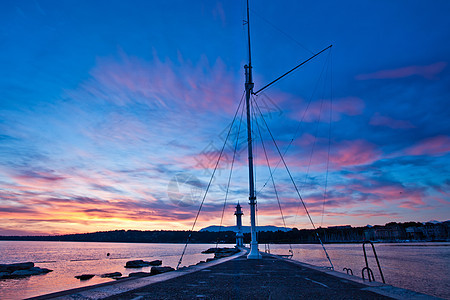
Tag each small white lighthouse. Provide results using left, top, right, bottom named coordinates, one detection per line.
left=234, top=203, right=244, bottom=247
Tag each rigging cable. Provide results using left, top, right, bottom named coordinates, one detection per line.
left=177, top=91, right=245, bottom=269
left=215, top=97, right=246, bottom=248
left=253, top=97, right=334, bottom=270
left=321, top=48, right=333, bottom=227
left=256, top=48, right=332, bottom=196
left=293, top=50, right=332, bottom=226
left=251, top=99, right=260, bottom=242
left=252, top=97, right=293, bottom=254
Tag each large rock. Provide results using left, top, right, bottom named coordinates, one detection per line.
left=0, top=262, right=34, bottom=272
left=128, top=272, right=151, bottom=277
left=0, top=266, right=52, bottom=279
left=75, top=274, right=95, bottom=280
left=202, top=247, right=239, bottom=259
left=101, top=272, right=122, bottom=278
left=150, top=266, right=175, bottom=275
left=148, top=260, right=162, bottom=266
left=11, top=267, right=52, bottom=277
left=202, top=247, right=239, bottom=254
left=125, top=260, right=162, bottom=268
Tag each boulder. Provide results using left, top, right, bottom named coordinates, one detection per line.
left=75, top=274, right=95, bottom=280
left=1, top=267, right=53, bottom=278
left=0, top=262, right=34, bottom=272
left=128, top=272, right=151, bottom=277
left=38, top=267, right=53, bottom=274
left=125, top=260, right=147, bottom=268
left=148, top=260, right=162, bottom=266
left=202, top=248, right=239, bottom=258
left=203, top=247, right=239, bottom=259
left=11, top=269, right=41, bottom=277
left=11, top=267, right=53, bottom=277
left=150, top=266, right=175, bottom=275
left=125, top=260, right=162, bottom=268
left=101, top=272, right=122, bottom=278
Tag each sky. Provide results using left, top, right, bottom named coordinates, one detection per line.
left=0, top=0, right=449, bottom=235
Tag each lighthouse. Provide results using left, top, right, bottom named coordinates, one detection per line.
left=234, top=203, right=244, bottom=247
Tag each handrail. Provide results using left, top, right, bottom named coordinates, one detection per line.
left=362, top=266, right=375, bottom=281
left=343, top=267, right=353, bottom=276
left=362, top=241, right=385, bottom=283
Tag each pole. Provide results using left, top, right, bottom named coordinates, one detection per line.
left=245, top=0, right=261, bottom=260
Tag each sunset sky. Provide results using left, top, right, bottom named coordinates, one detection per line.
left=1, top=0, right=449, bottom=235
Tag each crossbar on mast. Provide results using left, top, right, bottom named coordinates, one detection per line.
left=254, top=45, right=332, bottom=95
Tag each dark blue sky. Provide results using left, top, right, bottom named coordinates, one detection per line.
left=0, top=0, right=449, bottom=235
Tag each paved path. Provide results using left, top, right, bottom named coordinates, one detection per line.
left=105, top=254, right=392, bottom=300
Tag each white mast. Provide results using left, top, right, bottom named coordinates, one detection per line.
left=244, top=0, right=261, bottom=259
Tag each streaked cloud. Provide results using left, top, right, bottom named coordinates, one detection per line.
left=356, top=62, right=447, bottom=80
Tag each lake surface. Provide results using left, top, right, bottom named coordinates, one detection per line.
left=0, top=241, right=449, bottom=299
left=0, top=241, right=216, bottom=300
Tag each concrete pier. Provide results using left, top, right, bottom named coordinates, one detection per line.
left=29, top=249, right=439, bottom=300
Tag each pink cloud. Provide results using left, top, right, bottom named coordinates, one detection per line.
left=74, top=52, right=239, bottom=115
left=406, top=135, right=450, bottom=156
left=333, top=97, right=365, bottom=117
left=330, top=139, right=381, bottom=167
left=356, top=62, right=447, bottom=80
left=370, top=112, right=415, bottom=129
left=334, top=173, right=428, bottom=211
left=265, top=136, right=381, bottom=172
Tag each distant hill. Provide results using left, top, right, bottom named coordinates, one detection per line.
left=200, top=225, right=291, bottom=233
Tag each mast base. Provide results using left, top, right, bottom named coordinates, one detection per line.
left=247, top=241, right=262, bottom=259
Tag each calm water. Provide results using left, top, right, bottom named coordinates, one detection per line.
left=0, top=241, right=216, bottom=300
left=270, top=242, right=450, bottom=299
left=0, top=241, right=449, bottom=299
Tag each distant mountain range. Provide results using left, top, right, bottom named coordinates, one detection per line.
left=200, top=225, right=291, bottom=233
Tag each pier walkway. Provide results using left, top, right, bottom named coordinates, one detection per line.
left=106, top=253, right=392, bottom=300
left=31, top=249, right=438, bottom=300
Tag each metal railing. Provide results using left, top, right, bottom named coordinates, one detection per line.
left=361, top=241, right=385, bottom=283
left=343, top=267, right=353, bottom=275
